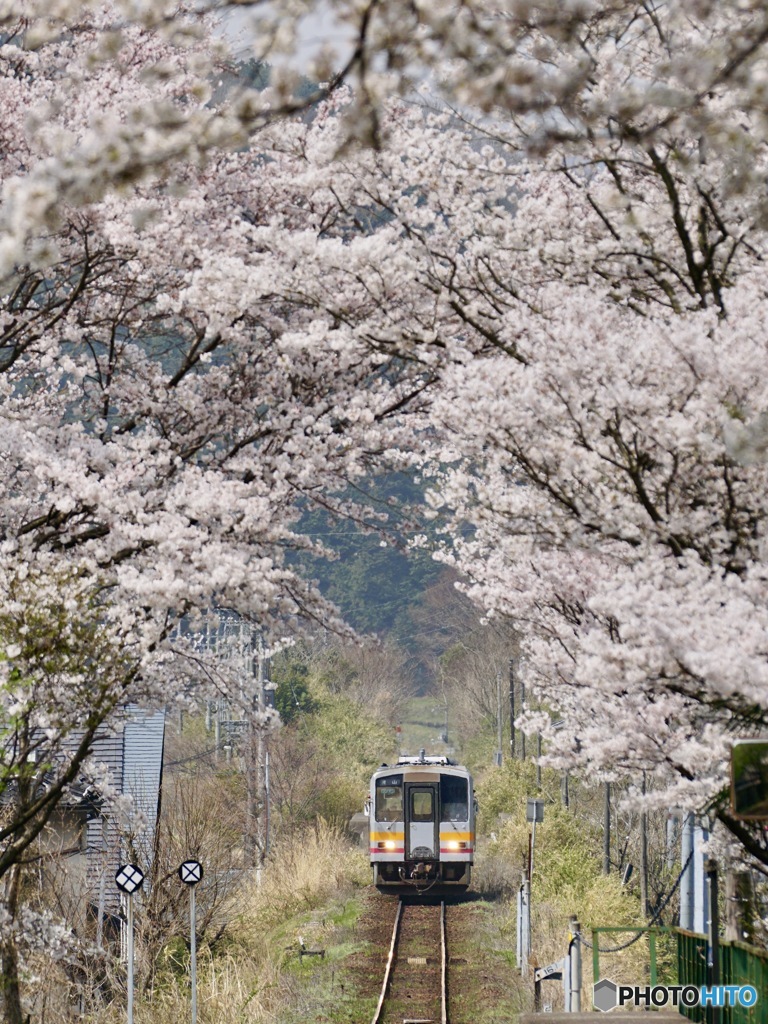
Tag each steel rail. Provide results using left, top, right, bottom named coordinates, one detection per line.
left=440, top=900, right=448, bottom=1024
left=371, top=898, right=404, bottom=1024
left=371, top=899, right=449, bottom=1024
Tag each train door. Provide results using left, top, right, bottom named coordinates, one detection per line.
left=405, top=783, right=438, bottom=860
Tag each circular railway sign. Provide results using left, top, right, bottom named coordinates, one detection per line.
left=115, top=863, right=145, bottom=894
left=178, top=859, right=204, bottom=886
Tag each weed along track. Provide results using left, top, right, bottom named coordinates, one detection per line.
left=372, top=898, right=449, bottom=1024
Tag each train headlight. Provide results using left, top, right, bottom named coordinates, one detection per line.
left=447, top=840, right=461, bottom=851
left=384, top=840, right=397, bottom=851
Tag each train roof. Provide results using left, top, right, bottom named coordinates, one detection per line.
left=372, top=751, right=471, bottom=776
left=396, top=754, right=457, bottom=766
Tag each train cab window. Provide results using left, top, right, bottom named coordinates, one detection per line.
left=410, top=789, right=434, bottom=822
left=375, top=775, right=403, bottom=821
left=440, top=776, right=469, bottom=821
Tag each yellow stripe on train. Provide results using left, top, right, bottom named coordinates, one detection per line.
left=369, top=831, right=405, bottom=842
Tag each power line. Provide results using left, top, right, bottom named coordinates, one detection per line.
left=164, top=745, right=220, bottom=769
left=579, top=849, right=694, bottom=953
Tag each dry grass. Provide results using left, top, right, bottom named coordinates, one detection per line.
left=240, top=819, right=370, bottom=933
left=26, top=823, right=369, bottom=1024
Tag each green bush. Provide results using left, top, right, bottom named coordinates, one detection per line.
left=478, top=759, right=647, bottom=985
left=476, top=758, right=560, bottom=829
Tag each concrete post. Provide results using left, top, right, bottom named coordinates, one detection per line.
left=568, top=917, right=581, bottom=1013
left=693, top=820, right=709, bottom=935
left=680, top=812, right=694, bottom=930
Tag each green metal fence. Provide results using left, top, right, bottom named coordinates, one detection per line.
left=676, top=931, right=768, bottom=1024
left=591, top=926, right=768, bottom=1022
left=676, top=929, right=708, bottom=1018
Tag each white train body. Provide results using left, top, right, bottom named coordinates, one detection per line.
left=368, top=753, right=475, bottom=892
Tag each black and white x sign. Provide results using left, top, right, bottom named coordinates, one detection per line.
left=178, top=860, right=203, bottom=885
left=115, top=863, right=145, bottom=894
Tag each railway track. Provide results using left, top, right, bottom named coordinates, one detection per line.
left=371, top=898, right=448, bottom=1024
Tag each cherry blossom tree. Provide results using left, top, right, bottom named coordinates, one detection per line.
left=397, top=110, right=768, bottom=869
left=274, top=0, right=768, bottom=873
left=4, top=11, right=768, bottom=1013
left=0, top=5, right=485, bottom=1017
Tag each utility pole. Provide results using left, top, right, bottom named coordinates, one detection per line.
left=693, top=819, right=710, bottom=935
left=496, top=669, right=503, bottom=766
left=603, top=782, right=611, bottom=874
left=244, top=683, right=258, bottom=868
left=706, top=860, right=721, bottom=1024
left=509, top=658, right=516, bottom=760
left=568, top=917, right=582, bottom=1013
left=520, top=676, right=526, bottom=761
left=256, top=638, right=268, bottom=882
left=640, top=775, right=649, bottom=917
left=680, top=812, right=694, bottom=930
left=536, top=733, right=542, bottom=790
left=245, top=632, right=265, bottom=873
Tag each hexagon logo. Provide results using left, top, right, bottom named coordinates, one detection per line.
left=593, top=978, right=618, bottom=1012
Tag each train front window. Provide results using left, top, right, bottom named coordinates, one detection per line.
left=440, top=776, right=468, bottom=821
left=411, top=789, right=434, bottom=822
left=375, top=775, right=403, bottom=821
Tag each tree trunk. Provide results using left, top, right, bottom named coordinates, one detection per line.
left=1, top=863, right=26, bottom=1024
left=724, top=870, right=754, bottom=943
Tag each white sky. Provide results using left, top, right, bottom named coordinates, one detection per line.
left=218, top=3, right=356, bottom=69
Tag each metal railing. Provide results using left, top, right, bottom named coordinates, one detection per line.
left=590, top=925, right=768, bottom=1022
left=678, top=930, right=768, bottom=1024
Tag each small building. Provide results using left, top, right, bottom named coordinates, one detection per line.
left=31, top=705, right=166, bottom=944
left=85, top=706, right=166, bottom=940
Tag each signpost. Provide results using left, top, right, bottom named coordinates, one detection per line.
left=115, top=864, right=144, bottom=1024
left=535, top=960, right=564, bottom=982
left=534, top=958, right=565, bottom=1012
left=179, top=860, right=204, bottom=1024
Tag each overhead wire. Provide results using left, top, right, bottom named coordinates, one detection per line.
left=578, top=848, right=695, bottom=952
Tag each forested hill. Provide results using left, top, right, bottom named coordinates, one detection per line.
left=295, top=472, right=451, bottom=653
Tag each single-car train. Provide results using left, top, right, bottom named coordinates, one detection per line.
left=367, top=751, right=475, bottom=893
